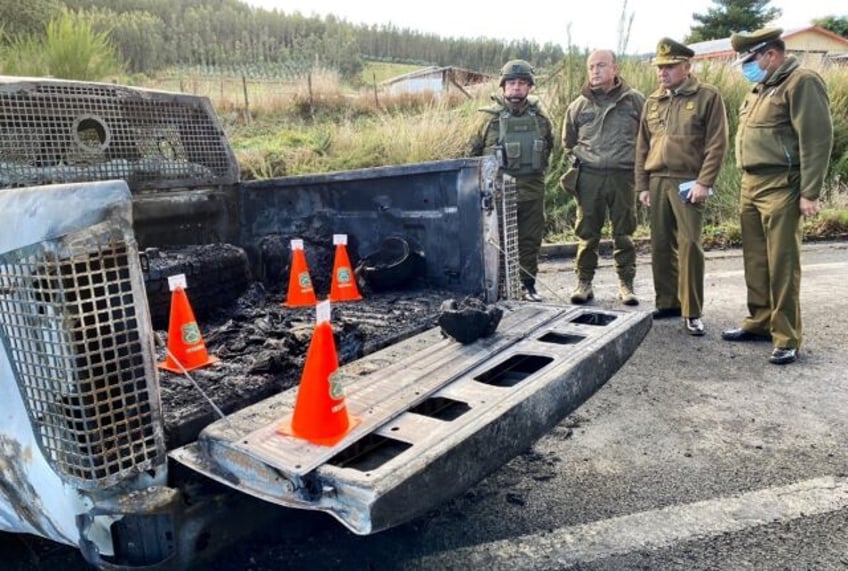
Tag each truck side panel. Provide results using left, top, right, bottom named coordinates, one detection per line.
left=238, top=158, right=497, bottom=295
left=0, top=181, right=166, bottom=553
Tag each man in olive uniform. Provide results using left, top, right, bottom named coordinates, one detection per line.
left=635, top=38, right=728, bottom=336
left=562, top=49, right=645, bottom=306
left=471, top=60, right=554, bottom=302
left=722, top=28, right=833, bottom=365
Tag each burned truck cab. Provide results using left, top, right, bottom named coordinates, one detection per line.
left=0, top=77, right=650, bottom=569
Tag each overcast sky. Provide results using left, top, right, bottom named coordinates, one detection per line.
left=243, top=0, right=845, bottom=54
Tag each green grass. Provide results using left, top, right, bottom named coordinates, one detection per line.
left=360, top=61, right=427, bottom=85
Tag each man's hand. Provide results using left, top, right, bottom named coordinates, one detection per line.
left=639, top=190, right=651, bottom=207
left=800, top=197, right=821, bottom=217
left=688, top=182, right=711, bottom=204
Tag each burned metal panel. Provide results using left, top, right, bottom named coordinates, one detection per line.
left=238, top=157, right=504, bottom=299
left=0, top=76, right=239, bottom=191
left=170, top=304, right=652, bottom=534
left=236, top=305, right=558, bottom=477
left=0, top=181, right=167, bottom=548
left=131, top=186, right=241, bottom=249
left=0, top=227, right=166, bottom=489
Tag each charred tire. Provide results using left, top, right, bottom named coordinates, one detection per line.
left=142, top=244, right=251, bottom=330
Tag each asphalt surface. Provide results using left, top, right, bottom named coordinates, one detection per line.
left=4, top=241, right=848, bottom=570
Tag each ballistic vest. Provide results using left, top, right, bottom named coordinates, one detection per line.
left=492, top=103, right=546, bottom=177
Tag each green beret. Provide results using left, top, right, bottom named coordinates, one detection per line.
left=730, top=27, right=783, bottom=63
left=652, top=37, right=695, bottom=66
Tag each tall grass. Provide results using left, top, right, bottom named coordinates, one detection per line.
left=218, top=54, right=848, bottom=241
left=0, top=10, right=122, bottom=80
left=232, top=85, right=481, bottom=179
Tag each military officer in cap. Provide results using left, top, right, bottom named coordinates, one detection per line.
left=722, top=28, right=833, bottom=365
left=635, top=38, right=728, bottom=335
left=471, top=60, right=554, bottom=302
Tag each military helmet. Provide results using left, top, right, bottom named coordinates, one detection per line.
left=499, top=59, right=535, bottom=87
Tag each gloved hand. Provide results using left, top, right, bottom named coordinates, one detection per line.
left=437, top=297, right=503, bottom=344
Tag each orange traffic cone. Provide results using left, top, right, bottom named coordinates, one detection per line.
left=284, top=239, right=317, bottom=308
left=158, top=274, right=218, bottom=373
left=329, top=234, right=362, bottom=302
left=278, top=300, right=359, bottom=446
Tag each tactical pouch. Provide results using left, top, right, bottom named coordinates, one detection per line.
left=532, top=139, right=544, bottom=170
left=504, top=142, right=521, bottom=170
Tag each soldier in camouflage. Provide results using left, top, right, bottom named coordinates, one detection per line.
left=635, top=38, right=728, bottom=337
left=471, top=60, right=554, bottom=302
left=722, top=28, right=833, bottom=366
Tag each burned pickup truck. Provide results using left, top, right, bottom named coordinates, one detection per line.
left=0, top=77, right=651, bottom=569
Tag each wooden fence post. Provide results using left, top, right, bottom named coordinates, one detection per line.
left=307, top=72, right=314, bottom=117
left=242, top=73, right=251, bottom=123
left=373, top=72, right=379, bottom=108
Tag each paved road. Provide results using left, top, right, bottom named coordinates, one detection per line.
left=5, top=242, right=848, bottom=570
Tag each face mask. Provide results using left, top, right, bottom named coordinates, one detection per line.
left=741, top=60, right=767, bottom=83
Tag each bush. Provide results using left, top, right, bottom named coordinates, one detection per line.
left=0, top=10, right=122, bottom=80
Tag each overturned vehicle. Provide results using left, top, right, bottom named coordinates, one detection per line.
left=0, top=77, right=651, bottom=569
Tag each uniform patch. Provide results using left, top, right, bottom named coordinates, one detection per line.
left=685, top=101, right=695, bottom=111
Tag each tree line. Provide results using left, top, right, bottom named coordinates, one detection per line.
left=2, top=0, right=845, bottom=81
left=0, top=0, right=564, bottom=78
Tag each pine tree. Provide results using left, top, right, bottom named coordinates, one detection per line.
left=685, top=0, right=781, bottom=43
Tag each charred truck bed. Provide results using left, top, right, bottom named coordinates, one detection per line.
left=0, top=77, right=650, bottom=571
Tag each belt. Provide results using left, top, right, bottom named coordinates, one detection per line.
left=742, top=165, right=800, bottom=175
left=579, top=164, right=633, bottom=174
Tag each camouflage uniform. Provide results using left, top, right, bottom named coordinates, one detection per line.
left=472, top=94, right=554, bottom=292
left=563, top=77, right=644, bottom=287
left=635, top=75, right=728, bottom=319
left=734, top=55, right=833, bottom=349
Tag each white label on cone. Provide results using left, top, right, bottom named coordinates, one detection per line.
left=168, top=274, right=187, bottom=291
left=316, top=299, right=331, bottom=323
left=291, top=239, right=304, bottom=250
left=333, top=234, right=347, bottom=246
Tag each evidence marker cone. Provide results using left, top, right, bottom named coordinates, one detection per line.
left=284, top=238, right=317, bottom=308
left=157, top=274, right=219, bottom=373
left=329, top=234, right=362, bottom=302
left=278, top=300, right=360, bottom=446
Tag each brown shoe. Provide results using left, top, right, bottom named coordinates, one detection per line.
left=570, top=280, right=594, bottom=304
left=618, top=279, right=639, bottom=306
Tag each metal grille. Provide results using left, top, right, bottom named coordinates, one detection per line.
left=0, top=77, right=239, bottom=191
left=0, top=226, right=165, bottom=488
left=498, top=174, right=521, bottom=300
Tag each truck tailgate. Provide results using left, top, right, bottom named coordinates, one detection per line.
left=170, top=303, right=650, bottom=534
